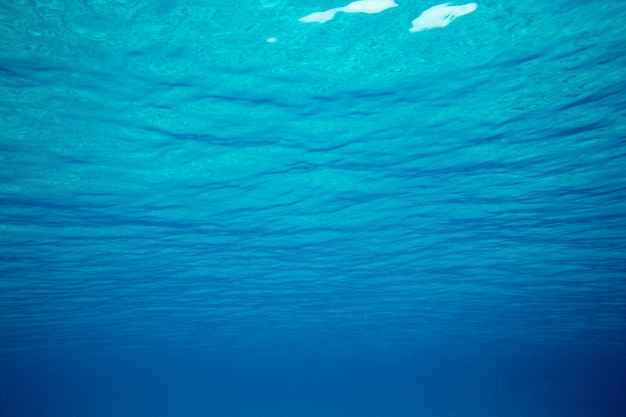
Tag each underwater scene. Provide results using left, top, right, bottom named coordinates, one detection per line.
left=1, top=1, right=625, bottom=416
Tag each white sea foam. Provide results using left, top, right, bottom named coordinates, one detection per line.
left=410, top=2, right=477, bottom=32
left=299, top=0, right=398, bottom=23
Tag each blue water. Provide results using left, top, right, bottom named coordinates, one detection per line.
left=1, top=0, right=625, bottom=416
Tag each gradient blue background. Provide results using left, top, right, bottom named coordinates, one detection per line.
left=1, top=1, right=625, bottom=416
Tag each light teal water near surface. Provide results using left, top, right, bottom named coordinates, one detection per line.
left=1, top=1, right=625, bottom=416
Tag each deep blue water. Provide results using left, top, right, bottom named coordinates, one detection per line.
left=1, top=1, right=626, bottom=416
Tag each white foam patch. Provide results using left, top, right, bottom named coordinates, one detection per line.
left=299, top=0, right=398, bottom=24
left=410, top=2, right=477, bottom=32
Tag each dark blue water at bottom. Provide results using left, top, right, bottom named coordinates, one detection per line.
left=3, top=349, right=626, bottom=417
left=1, top=1, right=625, bottom=416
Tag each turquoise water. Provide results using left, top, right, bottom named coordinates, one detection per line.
left=1, top=1, right=626, bottom=416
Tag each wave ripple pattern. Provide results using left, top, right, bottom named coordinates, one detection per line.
left=0, top=0, right=625, bottom=360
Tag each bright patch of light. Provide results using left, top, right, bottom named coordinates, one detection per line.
left=299, top=0, right=398, bottom=24
left=410, top=3, right=477, bottom=32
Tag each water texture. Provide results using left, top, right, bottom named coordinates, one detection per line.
left=1, top=1, right=625, bottom=416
